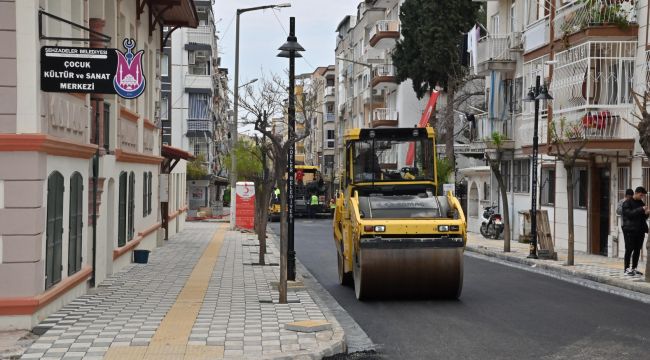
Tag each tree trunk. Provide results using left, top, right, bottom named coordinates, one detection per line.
left=565, top=162, right=575, bottom=266
left=488, top=150, right=510, bottom=252
left=254, top=184, right=273, bottom=266
left=445, top=79, right=456, bottom=166
left=497, top=176, right=510, bottom=253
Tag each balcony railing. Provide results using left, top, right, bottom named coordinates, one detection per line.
left=553, top=0, right=637, bottom=40
left=477, top=35, right=515, bottom=64
left=372, top=108, right=399, bottom=127
left=473, top=114, right=512, bottom=142
left=324, top=86, right=335, bottom=97
left=187, top=119, right=212, bottom=133
left=325, top=113, right=335, bottom=123
left=369, top=20, right=400, bottom=47
left=187, top=25, right=216, bottom=47
left=372, top=64, right=396, bottom=78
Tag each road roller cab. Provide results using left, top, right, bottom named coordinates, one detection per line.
left=333, top=127, right=467, bottom=300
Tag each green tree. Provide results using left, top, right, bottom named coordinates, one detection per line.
left=186, top=154, right=208, bottom=180
left=224, top=139, right=263, bottom=181
left=436, top=157, right=453, bottom=193
left=393, top=0, right=481, bottom=165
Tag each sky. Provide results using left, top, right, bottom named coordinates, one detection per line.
left=213, top=0, right=354, bottom=100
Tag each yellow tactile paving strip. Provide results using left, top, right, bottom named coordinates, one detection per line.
left=104, top=224, right=226, bottom=360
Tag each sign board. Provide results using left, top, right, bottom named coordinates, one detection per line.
left=191, top=187, right=205, bottom=200
left=41, top=39, right=146, bottom=99
left=159, top=174, right=169, bottom=203
left=236, top=181, right=255, bottom=230
left=443, top=183, right=455, bottom=195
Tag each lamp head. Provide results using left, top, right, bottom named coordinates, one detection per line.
left=278, top=35, right=305, bottom=52
left=277, top=50, right=303, bottom=58
left=535, top=85, right=553, bottom=101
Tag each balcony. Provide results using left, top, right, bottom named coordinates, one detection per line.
left=553, top=0, right=638, bottom=41
left=475, top=35, right=517, bottom=75
left=371, top=108, right=398, bottom=128
left=371, top=64, right=398, bottom=89
left=324, top=86, right=335, bottom=99
left=325, top=113, right=335, bottom=123
left=187, top=25, right=216, bottom=48
left=369, top=20, right=400, bottom=49
left=187, top=119, right=213, bottom=136
left=471, top=114, right=515, bottom=150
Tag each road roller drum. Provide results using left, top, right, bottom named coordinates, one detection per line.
left=353, top=238, right=464, bottom=299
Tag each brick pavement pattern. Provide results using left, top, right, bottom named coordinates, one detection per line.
left=20, top=222, right=344, bottom=359
left=466, top=232, right=650, bottom=294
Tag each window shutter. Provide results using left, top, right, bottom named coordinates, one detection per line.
left=148, top=172, right=152, bottom=215
left=143, top=172, right=147, bottom=217
left=68, top=173, right=84, bottom=276
left=46, top=172, right=64, bottom=289
left=118, top=172, right=127, bottom=247
left=128, top=172, right=135, bottom=240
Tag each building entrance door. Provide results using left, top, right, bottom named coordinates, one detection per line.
left=590, top=166, right=610, bottom=255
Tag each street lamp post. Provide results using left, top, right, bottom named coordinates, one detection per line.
left=230, top=3, right=290, bottom=230
left=523, top=75, right=553, bottom=259
left=278, top=17, right=305, bottom=281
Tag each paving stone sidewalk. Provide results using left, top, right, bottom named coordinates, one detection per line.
left=19, top=222, right=345, bottom=359
left=466, top=231, right=650, bottom=295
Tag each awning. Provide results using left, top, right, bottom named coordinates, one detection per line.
left=213, top=176, right=229, bottom=185
left=150, top=0, right=199, bottom=28
left=161, top=144, right=194, bottom=173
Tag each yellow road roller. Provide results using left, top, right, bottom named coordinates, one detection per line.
left=333, top=127, right=467, bottom=300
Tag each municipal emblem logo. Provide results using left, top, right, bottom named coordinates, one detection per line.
left=113, top=38, right=146, bottom=99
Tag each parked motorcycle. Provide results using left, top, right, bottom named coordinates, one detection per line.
left=480, top=205, right=504, bottom=239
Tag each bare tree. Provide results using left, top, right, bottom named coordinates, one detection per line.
left=238, top=74, right=317, bottom=303
left=485, top=132, right=511, bottom=252
left=549, top=117, right=588, bottom=266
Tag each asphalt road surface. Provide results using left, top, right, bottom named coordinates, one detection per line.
left=270, top=219, right=650, bottom=360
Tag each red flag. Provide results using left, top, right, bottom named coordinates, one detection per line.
left=406, top=91, right=439, bottom=165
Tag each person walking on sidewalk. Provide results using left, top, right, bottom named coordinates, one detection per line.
left=309, top=193, right=319, bottom=219
left=621, top=186, right=650, bottom=276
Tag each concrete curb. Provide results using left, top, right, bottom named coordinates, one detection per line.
left=466, top=245, right=650, bottom=296
left=257, top=232, right=347, bottom=360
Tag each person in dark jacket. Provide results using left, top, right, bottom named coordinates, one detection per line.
left=621, top=186, right=650, bottom=275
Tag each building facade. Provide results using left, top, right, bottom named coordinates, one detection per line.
left=462, top=0, right=648, bottom=258
left=334, top=0, right=429, bottom=186
left=0, top=0, right=197, bottom=330
left=167, top=0, right=227, bottom=216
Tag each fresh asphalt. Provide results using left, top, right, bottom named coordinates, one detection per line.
left=270, top=219, right=650, bottom=360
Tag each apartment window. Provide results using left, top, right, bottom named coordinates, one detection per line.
left=45, top=171, right=64, bottom=289
left=188, top=50, right=210, bottom=75
left=327, top=130, right=335, bottom=148
left=188, top=93, right=210, bottom=120
left=128, top=172, right=135, bottom=241
left=194, top=142, right=202, bottom=157
left=574, top=167, right=588, bottom=208
left=118, top=172, right=127, bottom=247
left=160, top=94, right=169, bottom=120
left=161, top=54, right=169, bottom=77
left=541, top=168, right=555, bottom=206
left=618, top=166, right=631, bottom=202
left=68, top=173, right=83, bottom=276
left=510, top=2, right=517, bottom=32
left=491, top=14, right=500, bottom=34
left=501, top=160, right=511, bottom=192
left=513, top=159, right=530, bottom=193
left=103, top=102, right=111, bottom=151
